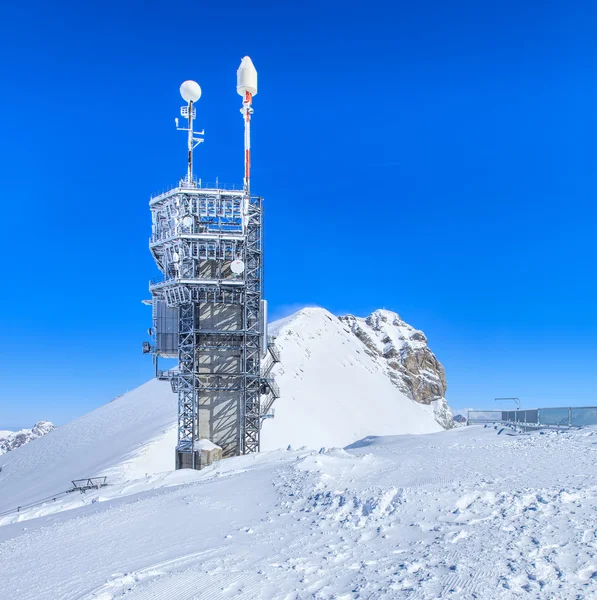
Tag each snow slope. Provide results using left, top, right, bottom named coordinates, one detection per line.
left=0, top=307, right=444, bottom=515
left=262, top=308, right=442, bottom=451
left=2, top=426, right=597, bottom=599
left=0, top=379, right=177, bottom=513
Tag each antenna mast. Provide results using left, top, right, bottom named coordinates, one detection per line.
left=237, top=57, right=258, bottom=194
left=177, top=80, right=204, bottom=186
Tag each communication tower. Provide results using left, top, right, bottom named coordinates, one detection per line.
left=143, top=57, right=279, bottom=469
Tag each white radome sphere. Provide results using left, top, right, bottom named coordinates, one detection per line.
left=180, top=80, right=202, bottom=103
left=231, top=259, right=245, bottom=274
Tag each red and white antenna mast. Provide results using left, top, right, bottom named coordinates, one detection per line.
left=237, top=57, right=258, bottom=194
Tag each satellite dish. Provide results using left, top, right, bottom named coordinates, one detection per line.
left=180, top=80, right=202, bottom=103
left=172, top=252, right=180, bottom=263
left=231, top=259, right=245, bottom=274
left=183, top=216, right=193, bottom=227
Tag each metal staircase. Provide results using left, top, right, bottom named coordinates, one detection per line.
left=260, top=337, right=280, bottom=417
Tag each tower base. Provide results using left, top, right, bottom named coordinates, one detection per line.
left=175, top=441, right=223, bottom=471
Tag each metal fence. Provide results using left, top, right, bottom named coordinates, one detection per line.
left=468, top=407, right=597, bottom=428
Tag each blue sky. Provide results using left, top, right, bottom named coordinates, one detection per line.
left=1, top=0, right=596, bottom=428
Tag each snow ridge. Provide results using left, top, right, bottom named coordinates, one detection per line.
left=340, top=309, right=453, bottom=429
left=262, top=307, right=447, bottom=452
left=0, top=421, right=56, bottom=456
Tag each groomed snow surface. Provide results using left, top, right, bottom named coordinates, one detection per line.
left=2, top=426, right=597, bottom=599
left=2, top=307, right=593, bottom=598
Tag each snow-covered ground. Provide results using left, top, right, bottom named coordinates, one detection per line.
left=0, top=308, right=447, bottom=516
left=2, top=425, right=597, bottom=599
left=0, top=379, right=177, bottom=513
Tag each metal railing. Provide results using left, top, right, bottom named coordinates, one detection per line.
left=71, top=477, right=108, bottom=491
left=468, top=407, right=597, bottom=428
left=0, top=477, right=110, bottom=519
left=157, top=368, right=178, bottom=381
left=266, top=378, right=280, bottom=399
left=150, top=180, right=246, bottom=202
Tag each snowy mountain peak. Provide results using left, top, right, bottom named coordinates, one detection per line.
left=268, top=308, right=451, bottom=430
left=0, top=421, right=56, bottom=455
left=364, top=309, right=428, bottom=348
left=338, top=310, right=452, bottom=429
left=0, top=305, right=453, bottom=515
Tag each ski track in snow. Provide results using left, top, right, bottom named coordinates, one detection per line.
left=2, top=426, right=597, bottom=599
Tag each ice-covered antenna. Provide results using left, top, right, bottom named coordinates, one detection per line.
left=177, top=80, right=205, bottom=186
left=237, top=57, right=258, bottom=193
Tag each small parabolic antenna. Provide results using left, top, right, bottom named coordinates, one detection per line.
left=182, top=216, right=193, bottom=227
left=231, top=259, right=245, bottom=274
left=180, top=80, right=202, bottom=103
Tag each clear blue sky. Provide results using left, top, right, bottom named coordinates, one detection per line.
left=1, top=0, right=596, bottom=428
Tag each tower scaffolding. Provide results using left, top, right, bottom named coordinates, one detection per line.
left=143, top=59, right=279, bottom=469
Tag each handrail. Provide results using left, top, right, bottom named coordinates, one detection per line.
left=468, top=406, right=597, bottom=428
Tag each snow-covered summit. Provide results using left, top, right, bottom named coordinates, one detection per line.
left=0, top=421, right=56, bottom=456
left=339, top=309, right=453, bottom=429
left=0, top=305, right=452, bottom=514
left=262, top=307, right=452, bottom=450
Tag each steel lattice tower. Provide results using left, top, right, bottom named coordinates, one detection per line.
left=143, top=59, right=279, bottom=469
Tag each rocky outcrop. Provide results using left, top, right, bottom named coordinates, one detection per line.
left=0, top=421, right=56, bottom=455
left=340, top=310, right=454, bottom=429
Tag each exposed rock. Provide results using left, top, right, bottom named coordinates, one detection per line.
left=339, top=309, right=453, bottom=429
left=453, top=414, right=467, bottom=426
left=0, top=421, right=56, bottom=455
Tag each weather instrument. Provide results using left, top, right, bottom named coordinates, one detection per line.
left=176, top=80, right=205, bottom=185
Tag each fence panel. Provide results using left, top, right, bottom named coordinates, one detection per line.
left=538, top=408, right=569, bottom=426
left=570, top=407, right=597, bottom=427
left=467, top=411, right=502, bottom=424
left=468, top=406, right=597, bottom=428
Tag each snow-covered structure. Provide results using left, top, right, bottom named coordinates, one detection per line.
left=144, top=59, right=278, bottom=469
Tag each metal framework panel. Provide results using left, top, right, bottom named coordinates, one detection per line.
left=147, top=186, right=279, bottom=469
